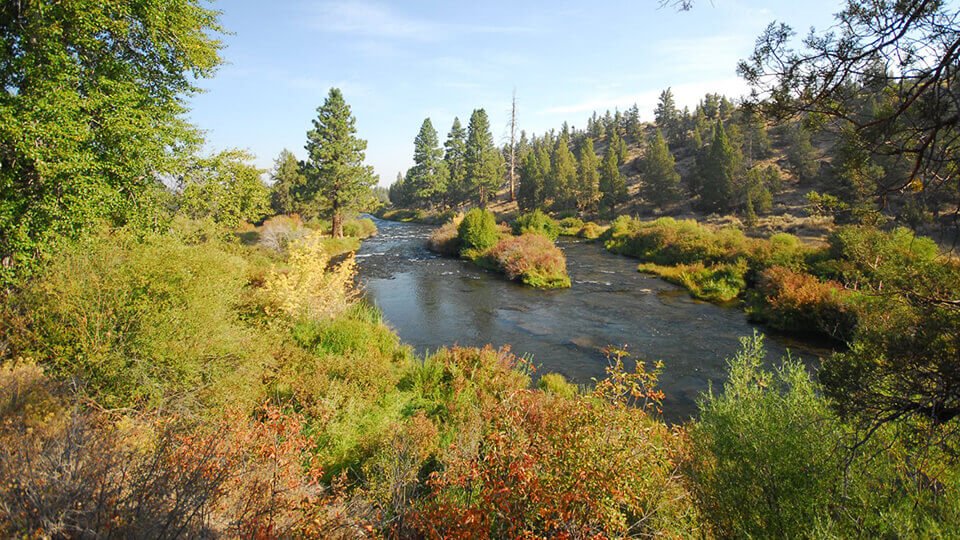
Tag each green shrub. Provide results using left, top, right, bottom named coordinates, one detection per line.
left=6, top=229, right=269, bottom=412
left=513, top=210, right=560, bottom=241
left=458, top=208, right=500, bottom=258
left=577, top=221, right=605, bottom=240
left=342, top=217, right=378, bottom=238
left=749, top=232, right=810, bottom=272
left=557, top=216, right=584, bottom=236
left=605, top=217, right=751, bottom=266
left=537, top=373, right=578, bottom=398
left=690, top=333, right=844, bottom=538
left=639, top=260, right=747, bottom=303
left=487, top=234, right=571, bottom=288
left=818, top=226, right=940, bottom=291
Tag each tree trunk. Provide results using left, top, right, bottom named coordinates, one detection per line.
left=332, top=203, right=344, bottom=238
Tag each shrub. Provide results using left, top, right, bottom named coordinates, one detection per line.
left=487, top=234, right=571, bottom=288
left=577, top=221, right=605, bottom=239
left=750, top=266, right=855, bottom=341
left=689, top=333, right=845, bottom=538
left=537, top=373, right=577, bottom=398
left=426, top=214, right=463, bottom=256
left=557, top=216, right=584, bottom=236
left=819, top=226, right=940, bottom=291
left=263, top=232, right=357, bottom=322
left=749, top=232, right=810, bottom=272
left=605, top=216, right=751, bottom=266
left=342, top=217, right=378, bottom=238
left=639, top=260, right=748, bottom=303
left=513, top=209, right=560, bottom=241
left=258, top=214, right=308, bottom=251
left=5, top=229, right=269, bottom=411
left=457, top=208, right=499, bottom=258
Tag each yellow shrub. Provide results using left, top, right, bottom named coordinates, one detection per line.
left=264, top=232, right=357, bottom=321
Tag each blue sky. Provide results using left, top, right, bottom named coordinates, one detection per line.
left=188, top=0, right=841, bottom=185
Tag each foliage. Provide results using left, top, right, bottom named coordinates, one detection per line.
left=178, top=149, right=271, bottom=227
left=750, top=266, right=855, bottom=340
left=487, top=234, right=571, bottom=289
left=342, top=217, right=378, bottom=239
left=696, top=120, right=741, bottom=213
left=269, top=149, right=308, bottom=216
left=0, top=0, right=224, bottom=286
left=690, top=333, right=845, bottom=538
left=412, top=390, right=698, bottom=538
left=457, top=208, right=500, bottom=258
left=427, top=217, right=463, bottom=256
left=259, top=214, right=309, bottom=252
left=577, top=221, right=606, bottom=240
left=464, top=109, right=504, bottom=206
left=262, top=232, right=357, bottom=322
left=599, top=142, right=627, bottom=216
left=443, top=117, right=468, bottom=207
left=518, top=142, right=549, bottom=212
left=642, top=129, right=683, bottom=206
left=537, top=373, right=578, bottom=399
left=550, top=136, right=579, bottom=210
left=406, top=118, right=448, bottom=206
left=512, top=209, right=560, bottom=241
left=3, top=229, right=269, bottom=411
left=303, top=88, right=378, bottom=238
left=639, top=260, right=748, bottom=303
left=557, top=216, right=585, bottom=236
left=605, top=216, right=751, bottom=267
left=575, top=137, right=601, bottom=213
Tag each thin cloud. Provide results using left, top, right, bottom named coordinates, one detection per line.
left=305, top=0, right=537, bottom=42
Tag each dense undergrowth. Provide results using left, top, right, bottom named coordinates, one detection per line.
left=427, top=208, right=572, bottom=289
left=1, top=215, right=958, bottom=537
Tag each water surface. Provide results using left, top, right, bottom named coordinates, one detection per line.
left=356, top=217, right=830, bottom=421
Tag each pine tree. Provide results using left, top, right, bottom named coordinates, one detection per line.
left=600, top=144, right=627, bottom=216
left=697, top=119, right=740, bottom=213
left=642, top=129, right=682, bottom=207
left=444, top=117, right=468, bottom=206
left=626, top=104, right=643, bottom=142
left=655, top=88, right=681, bottom=146
left=303, top=88, right=377, bottom=238
left=464, top=109, right=504, bottom=207
left=389, top=171, right=412, bottom=207
left=784, top=122, right=819, bottom=181
left=576, top=137, right=601, bottom=214
left=551, top=135, right=578, bottom=210
left=270, top=149, right=307, bottom=216
left=408, top=118, right=448, bottom=207
left=518, top=144, right=546, bottom=212
left=608, top=126, right=629, bottom=166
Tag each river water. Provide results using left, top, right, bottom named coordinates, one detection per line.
left=356, top=217, right=831, bottom=421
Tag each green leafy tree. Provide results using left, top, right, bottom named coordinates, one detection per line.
left=464, top=109, right=504, bottom=207
left=179, top=150, right=270, bottom=227
left=303, top=88, right=377, bottom=238
left=551, top=136, right=578, bottom=210
left=444, top=117, right=468, bottom=207
left=697, top=120, right=740, bottom=213
left=269, top=149, right=307, bottom=216
left=642, top=129, right=682, bottom=207
left=576, top=138, right=601, bottom=214
left=408, top=118, right=448, bottom=207
left=0, top=0, right=224, bottom=285
left=599, top=144, right=627, bottom=216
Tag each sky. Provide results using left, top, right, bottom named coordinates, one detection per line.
left=187, top=0, right=842, bottom=186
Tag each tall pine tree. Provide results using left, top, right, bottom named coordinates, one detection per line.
left=464, top=109, right=504, bottom=207
left=408, top=118, right=447, bottom=207
left=697, top=119, right=739, bottom=213
left=304, top=88, right=377, bottom=237
left=270, top=149, right=307, bottom=216
left=655, top=88, right=681, bottom=146
left=551, top=135, right=578, bottom=210
left=443, top=117, right=468, bottom=207
left=600, top=144, right=627, bottom=216
left=576, top=137, right=600, bottom=213
left=642, top=129, right=682, bottom=207
left=518, top=142, right=546, bottom=212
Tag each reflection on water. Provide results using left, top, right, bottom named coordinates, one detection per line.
left=356, top=217, right=833, bottom=422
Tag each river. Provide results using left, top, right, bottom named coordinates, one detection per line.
left=356, top=217, right=832, bottom=422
